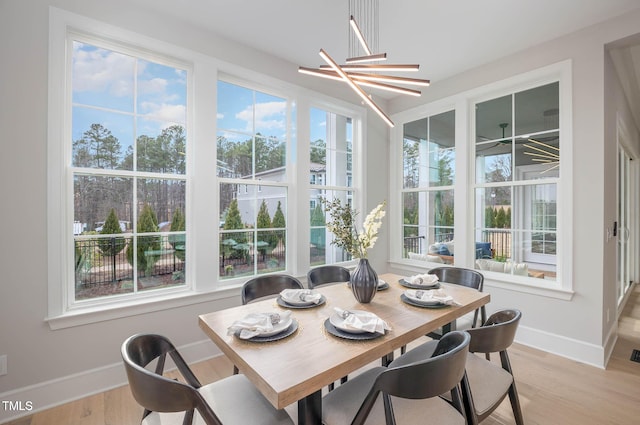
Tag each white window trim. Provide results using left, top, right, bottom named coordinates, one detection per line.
left=47, top=8, right=367, bottom=328
left=390, top=60, right=574, bottom=300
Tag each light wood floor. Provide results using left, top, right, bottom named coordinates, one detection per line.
left=6, top=285, right=640, bottom=425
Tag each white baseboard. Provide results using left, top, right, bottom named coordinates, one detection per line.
left=516, top=324, right=606, bottom=369
left=0, top=339, right=221, bottom=424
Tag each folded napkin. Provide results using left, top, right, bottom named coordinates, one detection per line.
left=280, top=288, right=323, bottom=304
left=227, top=311, right=292, bottom=339
left=405, top=289, right=459, bottom=305
left=407, top=273, right=439, bottom=286
left=333, top=307, right=391, bottom=334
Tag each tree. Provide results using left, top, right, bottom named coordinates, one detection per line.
left=256, top=200, right=272, bottom=229
left=496, top=208, right=508, bottom=228
left=224, top=199, right=243, bottom=230
left=126, top=203, right=161, bottom=276
left=310, top=203, right=326, bottom=248
left=485, top=206, right=496, bottom=228
left=98, top=208, right=126, bottom=282
left=310, top=139, right=326, bottom=164
left=72, top=123, right=122, bottom=169
left=272, top=201, right=286, bottom=229
left=98, top=208, right=125, bottom=255
left=169, top=208, right=186, bottom=261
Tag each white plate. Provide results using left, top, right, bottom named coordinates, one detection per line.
left=403, top=290, right=445, bottom=306
left=378, top=279, right=387, bottom=288
left=280, top=290, right=321, bottom=306
left=329, top=310, right=371, bottom=334
left=259, top=315, right=293, bottom=337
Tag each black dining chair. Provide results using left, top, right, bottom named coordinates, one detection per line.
left=121, top=333, right=294, bottom=425
left=322, top=331, right=470, bottom=425
left=425, top=266, right=487, bottom=340
left=307, top=265, right=350, bottom=289
left=241, top=274, right=304, bottom=304
left=233, top=274, right=304, bottom=375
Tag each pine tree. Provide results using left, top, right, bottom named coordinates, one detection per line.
left=126, top=204, right=161, bottom=276
left=98, top=209, right=125, bottom=257
left=496, top=208, right=507, bottom=228
left=169, top=208, right=186, bottom=260
left=256, top=200, right=272, bottom=228
left=310, top=203, right=326, bottom=249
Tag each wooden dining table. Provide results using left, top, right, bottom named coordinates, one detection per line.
left=198, top=272, right=490, bottom=425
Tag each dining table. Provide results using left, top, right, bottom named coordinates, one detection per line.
left=198, top=272, right=490, bottom=425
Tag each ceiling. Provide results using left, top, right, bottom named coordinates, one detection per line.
left=128, top=0, right=640, bottom=94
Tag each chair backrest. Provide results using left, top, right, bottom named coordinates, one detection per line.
left=121, top=334, right=221, bottom=425
left=467, top=309, right=521, bottom=354
left=241, top=274, right=303, bottom=304
left=428, top=266, right=484, bottom=292
left=352, top=331, right=470, bottom=425
left=306, top=265, right=350, bottom=289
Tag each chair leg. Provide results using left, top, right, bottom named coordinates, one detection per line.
left=508, top=383, right=525, bottom=425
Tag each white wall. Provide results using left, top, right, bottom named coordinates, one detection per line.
left=0, top=0, right=389, bottom=421
left=387, top=9, right=640, bottom=367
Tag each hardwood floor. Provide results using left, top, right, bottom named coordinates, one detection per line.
left=6, top=285, right=640, bottom=425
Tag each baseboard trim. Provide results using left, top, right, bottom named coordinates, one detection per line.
left=516, top=324, right=606, bottom=369
left=0, top=339, right=221, bottom=424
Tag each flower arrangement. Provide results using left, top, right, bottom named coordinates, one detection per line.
left=321, top=198, right=386, bottom=259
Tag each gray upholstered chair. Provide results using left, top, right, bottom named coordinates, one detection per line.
left=460, top=309, right=524, bottom=425
left=307, top=265, right=350, bottom=289
left=322, top=331, right=470, bottom=425
left=121, top=333, right=294, bottom=425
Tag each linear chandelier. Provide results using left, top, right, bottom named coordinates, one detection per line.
left=298, top=0, right=429, bottom=127
left=523, top=138, right=560, bottom=174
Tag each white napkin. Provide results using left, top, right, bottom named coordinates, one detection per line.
left=405, top=289, right=459, bottom=305
left=227, top=311, right=292, bottom=339
left=280, top=289, right=323, bottom=304
left=333, top=307, right=391, bottom=334
left=408, top=273, right=439, bottom=286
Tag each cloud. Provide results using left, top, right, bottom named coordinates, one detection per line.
left=236, top=101, right=286, bottom=133
left=72, top=44, right=135, bottom=97
left=139, top=102, right=186, bottom=124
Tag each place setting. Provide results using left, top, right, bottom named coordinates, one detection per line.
left=277, top=288, right=326, bottom=308
left=227, top=310, right=298, bottom=342
left=400, top=288, right=461, bottom=309
left=345, top=279, right=390, bottom=291
left=324, top=307, right=391, bottom=340
left=398, top=272, right=441, bottom=290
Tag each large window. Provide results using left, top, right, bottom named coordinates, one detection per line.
left=48, top=10, right=364, bottom=324
left=393, top=62, right=570, bottom=293
left=401, top=111, right=455, bottom=264
left=309, top=107, right=354, bottom=266
left=217, top=81, right=289, bottom=279
left=70, top=38, right=188, bottom=301
left=474, top=82, right=559, bottom=279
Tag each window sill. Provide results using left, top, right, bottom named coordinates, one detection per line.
left=46, top=285, right=240, bottom=330
left=389, top=259, right=574, bottom=301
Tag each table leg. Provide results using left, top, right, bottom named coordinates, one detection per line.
left=298, top=390, right=322, bottom=425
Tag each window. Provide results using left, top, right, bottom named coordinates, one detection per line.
left=309, top=107, right=355, bottom=266
left=474, top=82, right=559, bottom=279
left=401, top=111, right=455, bottom=263
left=393, top=61, right=571, bottom=294
left=217, top=80, right=289, bottom=279
left=70, top=38, right=188, bottom=302
left=48, top=9, right=365, bottom=325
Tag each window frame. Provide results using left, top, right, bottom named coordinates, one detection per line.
left=390, top=60, right=574, bottom=299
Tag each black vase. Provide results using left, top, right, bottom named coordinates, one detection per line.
left=350, top=258, right=378, bottom=303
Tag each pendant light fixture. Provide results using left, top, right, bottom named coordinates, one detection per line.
left=298, top=0, right=429, bottom=127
